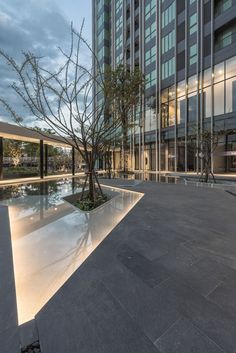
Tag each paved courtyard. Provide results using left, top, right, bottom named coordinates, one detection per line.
left=33, top=179, right=236, bottom=353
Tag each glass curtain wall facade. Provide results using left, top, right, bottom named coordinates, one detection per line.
left=93, top=0, right=236, bottom=174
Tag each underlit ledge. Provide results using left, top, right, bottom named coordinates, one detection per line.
left=0, top=206, right=20, bottom=352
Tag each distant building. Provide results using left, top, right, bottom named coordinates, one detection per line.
left=93, top=0, right=236, bottom=174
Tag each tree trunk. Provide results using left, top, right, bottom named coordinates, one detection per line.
left=122, top=127, right=128, bottom=174
left=107, top=153, right=112, bottom=179
left=88, top=170, right=95, bottom=202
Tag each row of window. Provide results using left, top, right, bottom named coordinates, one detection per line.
left=160, top=56, right=236, bottom=100
left=144, top=54, right=236, bottom=95
left=159, top=56, right=236, bottom=127
left=160, top=78, right=236, bottom=128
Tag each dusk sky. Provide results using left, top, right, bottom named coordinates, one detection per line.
left=0, top=0, right=92, bottom=123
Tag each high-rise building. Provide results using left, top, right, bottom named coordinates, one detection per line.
left=93, top=0, right=236, bottom=174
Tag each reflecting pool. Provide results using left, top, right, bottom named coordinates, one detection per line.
left=0, top=178, right=143, bottom=324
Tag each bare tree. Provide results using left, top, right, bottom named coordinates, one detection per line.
left=0, top=24, right=121, bottom=206
left=187, top=127, right=228, bottom=183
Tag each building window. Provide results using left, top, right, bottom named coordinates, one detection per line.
left=161, top=30, right=175, bottom=54
left=213, top=62, right=225, bottom=83
left=226, top=78, right=236, bottom=113
left=203, top=68, right=212, bottom=87
left=161, top=86, right=176, bottom=127
left=115, top=0, right=122, bottom=14
left=214, top=81, right=225, bottom=115
left=145, top=0, right=156, bottom=21
left=115, top=34, right=122, bottom=51
left=116, top=16, right=122, bottom=31
left=162, top=57, right=175, bottom=79
left=177, top=97, right=186, bottom=124
left=177, top=81, right=186, bottom=124
left=188, top=75, right=198, bottom=93
left=116, top=52, right=123, bottom=64
left=226, top=56, right=236, bottom=79
left=189, top=13, right=197, bottom=35
left=188, top=93, right=197, bottom=122
left=146, top=70, right=156, bottom=89
left=169, top=100, right=175, bottom=126
left=203, top=87, right=212, bottom=118
left=215, top=28, right=232, bottom=51
left=145, top=22, right=156, bottom=42
left=97, top=0, right=104, bottom=13
left=189, top=44, right=197, bottom=65
left=215, top=0, right=233, bottom=16
left=145, top=46, right=156, bottom=66
left=162, top=2, right=175, bottom=28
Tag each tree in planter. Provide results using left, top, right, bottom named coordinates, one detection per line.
left=104, top=64, right=145, bottom=173
left=187, top=127, right=228, bottom=183
left=0, top=25, right=121, bottom=208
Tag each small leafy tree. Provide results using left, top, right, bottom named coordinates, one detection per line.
left=0, top=24, right=121, bottom=207
left=104, top=64, right=145, bottom=173
left=4, top=140, right=22, bottom=166
left=101, top=132, right=122, bottom=179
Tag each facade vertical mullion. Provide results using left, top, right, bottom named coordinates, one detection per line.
left=185, top=0, right=188, bottom=172
left=174, top=0, right=177, bottom=172
left=196, top=0, right=200, bottom=174
left=158, top=0, right=161, bottom=173
left=72, top=146, right=75, bottom=176
left=40, top=140, right=44, bottom=179
left=131, top=0, right=135, bottom=171
left=200, top=0, right=204, bottom=175
left=0, top=137, right=3, bottom=180
left=210, top=0, right=214, bottom=174
left=140, top=0, right=145, bottom=173
left=44, top=144, right=48, bottom=177
left=155, top=0, right=159, bottom=173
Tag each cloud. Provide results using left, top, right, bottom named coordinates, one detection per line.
left=0, top=0, right=91, bottom=126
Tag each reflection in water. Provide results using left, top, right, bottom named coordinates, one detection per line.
left=0, top=178, right=143, bottom=324
left=99, top=172, right=180, bottom=184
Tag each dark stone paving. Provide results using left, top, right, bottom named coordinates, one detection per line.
left=36, top=180, right=236, bottom=353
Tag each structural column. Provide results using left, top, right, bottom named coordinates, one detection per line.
left=44, top=144, right=48, bottom=177
left=40, top=140, right=44, bottom=179
left=0, top=137, right=3, bottom=180
left=72, top=146, right=75, bottom=176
